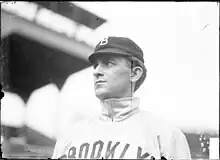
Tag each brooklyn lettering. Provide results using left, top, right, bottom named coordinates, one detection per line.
left=59, top=140, right=154, bottom=159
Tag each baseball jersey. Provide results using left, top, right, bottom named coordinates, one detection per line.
left=52, top=97, right=191, bottom=159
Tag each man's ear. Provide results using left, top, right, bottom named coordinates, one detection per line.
left=130, top=66, right=143, bottom=83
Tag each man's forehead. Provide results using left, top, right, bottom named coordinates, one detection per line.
left=93, top=53, right=126, bottom=62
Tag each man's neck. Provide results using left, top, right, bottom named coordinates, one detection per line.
left=99, top=96, right=140, bottom=122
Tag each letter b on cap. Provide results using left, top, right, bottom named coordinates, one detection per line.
left=99, top=37, right=108, bottom=45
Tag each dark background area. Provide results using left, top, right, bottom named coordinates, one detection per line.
left=1, top=33, right=91, bottom=103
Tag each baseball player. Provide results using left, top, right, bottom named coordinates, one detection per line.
left=52, top=37, right=191, bottom=159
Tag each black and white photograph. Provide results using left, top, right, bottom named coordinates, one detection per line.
left=1, top=2, right=219, bottom=159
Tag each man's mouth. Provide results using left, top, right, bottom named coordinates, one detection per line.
left=95, top=80, right=106, bottom=85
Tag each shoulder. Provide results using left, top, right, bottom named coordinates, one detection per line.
left=137, top=110, right=184, bottom=137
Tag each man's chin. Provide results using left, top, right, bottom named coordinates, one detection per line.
left=95, top=90, right=109, bottom=100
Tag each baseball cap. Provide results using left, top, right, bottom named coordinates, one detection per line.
left=88, top=36, right=144, bottom=64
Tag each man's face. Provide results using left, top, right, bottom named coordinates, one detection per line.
left=92, top=54, right=132, bottom=100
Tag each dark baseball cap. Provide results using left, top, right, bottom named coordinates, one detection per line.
left=88, top=36, right=144, bottom=64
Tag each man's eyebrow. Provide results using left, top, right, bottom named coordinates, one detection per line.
left=93, top=55, right=120, bottom=64
left=105, top=55, right=117, bottom=61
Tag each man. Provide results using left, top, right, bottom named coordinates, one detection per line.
left=52, top=37, right=191, bottom=159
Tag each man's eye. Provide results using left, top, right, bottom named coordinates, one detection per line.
left=105, top=61, right=114, bottom=66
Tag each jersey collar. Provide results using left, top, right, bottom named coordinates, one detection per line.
left=99, top=96, right=140, bottom=122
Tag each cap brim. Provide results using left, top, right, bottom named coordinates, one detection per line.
left=88, top=48, right=130, bottom=64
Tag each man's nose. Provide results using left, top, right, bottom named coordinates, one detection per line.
left=93, top=65, right=104, bottom=78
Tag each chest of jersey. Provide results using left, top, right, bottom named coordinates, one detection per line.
left=58, top=118, right=162, bottom=159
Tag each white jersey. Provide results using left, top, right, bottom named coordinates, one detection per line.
left=52, top=97, right=191, bottom=159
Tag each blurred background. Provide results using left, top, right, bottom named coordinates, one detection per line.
left=1, top=2, right=219, bottom=159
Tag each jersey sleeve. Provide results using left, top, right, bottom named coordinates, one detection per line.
left=170, top=128, right=191, bottom=160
